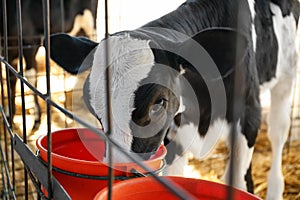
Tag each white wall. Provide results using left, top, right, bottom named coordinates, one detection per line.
left=96, top=0, right=185, bottom=41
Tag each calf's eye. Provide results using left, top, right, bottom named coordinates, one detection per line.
left=150, top=98, right=167, bottom=115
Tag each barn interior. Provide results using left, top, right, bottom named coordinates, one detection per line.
left=1, top=0, right=300, bottom=199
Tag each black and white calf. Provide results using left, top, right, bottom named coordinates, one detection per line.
left=50, top=0, right=299, bottom=199
left=0, top=0, right=97, bottom=129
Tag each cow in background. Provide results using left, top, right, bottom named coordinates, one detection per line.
left=0, top=0, right=98, bottom=130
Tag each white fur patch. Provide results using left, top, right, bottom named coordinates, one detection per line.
left=165, top=118, right=230, bottom=176
left=270, top=3, right=298, bottom=81
left=222, top=121, right=254, bottom=191
left=264, top=4, right=298, bottom=199
left=259, top=3, right=298, bottom=94
left=68, top=9, right=96, bottom=38
left=175, top=96, right=186, bottom=116
left=259, top=77, right=278, bottom=92
left=175, top=118, right=230, bottom=160
left=88, top=34, right=155, bottom=162
left=199, top=118, right=231, bottom=158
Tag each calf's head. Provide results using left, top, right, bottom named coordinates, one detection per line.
left=50, top=28, right=248, bottom=162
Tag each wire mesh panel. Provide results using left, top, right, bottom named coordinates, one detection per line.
left=1, top=0, right=300, bottom=200
left=0, top=0, right=98, bottom=199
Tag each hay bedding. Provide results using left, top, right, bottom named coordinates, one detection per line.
left=1, top=59, right=300, bottom=199
left=189, top=124, right=300, bottom=200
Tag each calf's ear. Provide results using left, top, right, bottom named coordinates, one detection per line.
left=179, top=28, right=249, bottom=79
left=49, top=33, right=98, bottom=74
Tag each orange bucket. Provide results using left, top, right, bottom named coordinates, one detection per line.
left=36, top=128, right=167, bottom=200
left=94, top=176, right=262, bottom=200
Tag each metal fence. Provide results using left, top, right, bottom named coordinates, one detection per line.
left=0, top=0, right=195, bottom=199
left=1, top=0, right=300, bottom=200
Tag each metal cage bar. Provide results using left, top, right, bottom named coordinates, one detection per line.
left=42, top=0, right=53, bottom=198
left=0, top=1, right=238, bottom=199
left=15, top=0, right=29, bottom=198
left=2, top=1, right=296, bottom=200
left=1, top=0, right=195, bottom=199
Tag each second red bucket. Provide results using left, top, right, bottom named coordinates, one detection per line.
left=36, top=128, right=167, bottom=200
left=94, top=176, right=262, bottom=200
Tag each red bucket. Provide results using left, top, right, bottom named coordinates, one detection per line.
left=94, top=176, right=262, bottom=200
left=36, top=128, right=167, bottom=200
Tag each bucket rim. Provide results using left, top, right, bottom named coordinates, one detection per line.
left=36, top=127, right=167, bottom=167
left=36, top=151, right=166, bottom=180
left=94, top=176, right=262, bottom=200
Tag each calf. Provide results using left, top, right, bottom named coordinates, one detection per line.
left=49, top=0, right=300, bottom=199
left=0, top=0, right=97, bottom=130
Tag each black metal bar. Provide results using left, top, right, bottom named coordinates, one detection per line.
left=0, top=106, right=14, bottom=138
left=1, top=0, right=11, bottom=184
left=60, top=0, right=65, bottom=32
left=5, top=0, right=16, bottom=193
left=1, top=35, right=44, bottom=40
left=9, top=117, right=15, bottom=194
left=13, top=134, right=71, bottom=200
left=62, top=72, right=69, bottom=128
left=0, top=44, right=41, bottom=51
left=0, top=117, right=16, bottom=200
left=0, top=146, right=13, bottom=200
left=25, top=165, right=47, bottom=200
left=0, top=108, right=13, bottom=200
left=228, top=1, right=242, bottom=199
left=42, top=0, right=53, bottom=198
left=0, top=0, right=9, bottom=173
left=37, top=181, right=42, bottom=200
left=0, top=0, right=6, bottom=112
left=0, top=163, right=9, bottom=200
left=0, top=139, right=8, bottom=200
left=286, top=69, right=299, bottom=156
left=1, top=0, right=12, bottom=126
left=60, top=0, right=70, bottom=129
left=3, top=0, right=13, bottom=129
left=59, top=0, right=69, bottom=128
left=0, top=107, right=12, bottom=134
left=58, top=7, right=72, bottom=126
left=15, top=0, right=29, bottom=199
left=103, top=1, right=114, bottom=200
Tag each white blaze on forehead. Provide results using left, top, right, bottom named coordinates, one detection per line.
left=89, top=34, right=155, bottom=162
